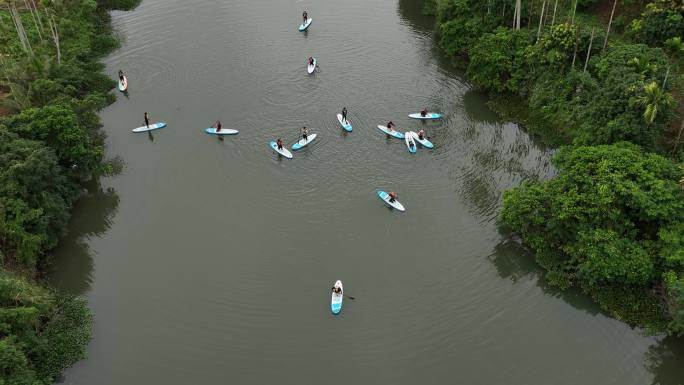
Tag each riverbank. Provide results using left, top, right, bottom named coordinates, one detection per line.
left=0, top=1, right=139, bottom=383
left=430, top=0, right=684, bottom=334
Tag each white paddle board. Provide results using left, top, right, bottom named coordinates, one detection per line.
left=410, top=131, right=433, bottom=148
left=292, top=133, right=317, bottom=150
left=132, top=122, right=166, bottom=133
left=337, top=114, right=352, bottom=132
left=377, top=125, right=404, bottom=139
left=307, top=57, right=317, bottom=74
left=118, top=76, right=128, bottom=92
left=270, top=141, right=293, bottom=159
left=205, top=127, right=239, bottom=135
left=408, top=112, right=442, bottom=119
left=299, top=18, right=312, bottom=31
left=377, top=191, right=405, bottom=211
left=405, top=132, right=417, bottom=153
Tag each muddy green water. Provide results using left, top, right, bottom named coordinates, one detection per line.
left=50, top=0, right=684, bottom=384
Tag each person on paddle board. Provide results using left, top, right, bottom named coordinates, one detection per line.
left=388, top=191, right=398, bottom=202
left=301, top=126, right=308, bottom=141
left=308, top=56, right=314, bottom=66
left=214, top=120, right=222, bottom=132
left=276, top=138, right=284, bottom=150
left=118, top=70, right=125, bottom=83
left=342, top=107, right=348, bottom=123
left=420, top=107, right=428, bottom=117
left=387, top=121, right=395, bottom=130
left=144, top=112, right=150, bottom=128
left=303, top=10, right=308, bottom=23
left=331, top=285, right=341, bottom=294
left=418, top=129, right=425, bottom=140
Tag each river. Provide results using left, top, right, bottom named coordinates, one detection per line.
left=50, top=0, right=684, bottom=384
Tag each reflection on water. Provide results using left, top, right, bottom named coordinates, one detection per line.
left=397, top=0, right=435, bottom=33
left=488, top=237, right=539, bottom=283
left=646, top=337, right=684, bottom=385
left=49, top=180, right=119, bottom=295
left=463, top=88, right=499, bottom=124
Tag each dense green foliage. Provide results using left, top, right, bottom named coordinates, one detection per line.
left=434, top=0, right=678, bottom=148
left=434, top=0, right=684, bottom=334
left=502, top=143, right=684, bottom=330
left=0, top=127, right=74, bottom=267
left=0, top=271, right=91, bottom=385
left=0, top=0, right=140, bottom=383
left=627, top=0, right=684, bottom=47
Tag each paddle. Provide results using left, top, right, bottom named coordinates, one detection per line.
left=291, top=131, right=305, bottom=145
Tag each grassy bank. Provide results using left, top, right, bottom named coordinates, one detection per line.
left=0, top=0, right=140, bottom=383
left=431, top=0, right=684, bottom=334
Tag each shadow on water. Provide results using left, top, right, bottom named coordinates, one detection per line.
left=646, top=337, right=684, bottom=385
left=489, top=235, right=607, bottom=316
left=451, top=120, right=555, bottom=222
left=492, top=233, right=684, bottom=381
left=48, top=179, right=120, bottom=295
left=397, top=0, right=434, bottom=33
left=463, top=88, right=500, bottom=124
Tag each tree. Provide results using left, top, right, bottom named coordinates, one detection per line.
left=502, top=142, right=684, bottom=329
left=0, top=270, right=91, bottom=385
left=634, top=81, right=675, bottom=124
left=466, top=27, right=532, bottom=93
left=628, top=0, right=684, bottom=47
left=7, top=104, right=104, bottom=177
left=574, top=43, right=672, bottom=148
left=0, top=127, right=74, bottom=266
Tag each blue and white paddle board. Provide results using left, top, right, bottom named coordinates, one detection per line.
left=205, top=127, right=239, bottom=135
left=377, top=125, right=404, bottom=139
left=377, top=191, right=405, bottom=211
left=132, top=122, right=166, bottom=133
left=408, top=112, right=442, bottom=120
left=337, top=114, right=352, bottom=132
left=270, top=141, right=293, bottom=159
left=331, top=280, right=343, bottom=314
left=299, top=18, right=312, bottom=31
left=410, top=131, right=433, bottom=148
left=292, top=133, right=317, bottom=150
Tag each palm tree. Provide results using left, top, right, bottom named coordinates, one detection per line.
left=627, top=57, right=658, bottom=79
left=634, top=81, right=674, bottom=124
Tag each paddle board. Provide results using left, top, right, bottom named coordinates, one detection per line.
left=205, top=127, right=239, bottom=135
left=377, top=191, right=405, bottom=212
left=118, top=76, right=128, bottom=92
left=292, top=133, right=317, bottom=150
left=299, top=18, right=312, bottom=31
left=337, top=114, right=352, bottom=132
left=408, top=112, right=442, bottom=119
left=132, top=122, right=166, bottom=133
left=331, top=280, right=343, bottom=314
left=405, top=132, right=417, bottom=153
left=270, top=141, right=293, bottom=159
left=307, top=57, right=317, bottom=74
left=377, top=125, right=404, bottom=139
left=410, top=131, right=433, bottom=148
